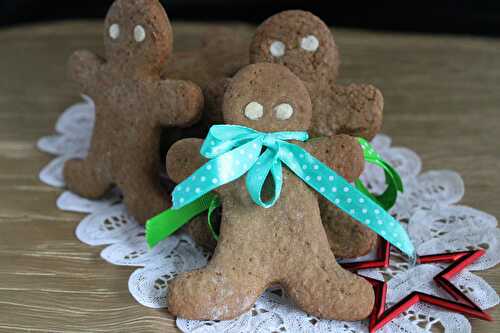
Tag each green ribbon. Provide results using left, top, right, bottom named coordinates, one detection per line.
left=355, top=138, right=404, bottom=210
left=206, top=194, right=221, bottom=241
left=145, top=192, right=218, bottom=248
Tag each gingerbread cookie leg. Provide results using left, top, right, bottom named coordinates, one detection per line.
left=168, top=257, right=267, bottom=320
left=168, top=187, right=272, bottom=320
left=118, top=164, right=169, bottom=224
left=64, top=157, right=112, bottom=199
left=284, top=250, right=374, bottom=319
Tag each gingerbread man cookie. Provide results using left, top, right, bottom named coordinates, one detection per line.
left=166, top=63, right=374, bottom=321
left=64, top=0, right=204, bottom=224
left=249, top=10, right=382, bottom=257
left=196, top=11, right=382, bottom=257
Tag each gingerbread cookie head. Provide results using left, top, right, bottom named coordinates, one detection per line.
left=222, top=63, right=312, bottom=132
left=104, top=0, right=173, bottom=74
left=250, top=10, right=339, bottom=84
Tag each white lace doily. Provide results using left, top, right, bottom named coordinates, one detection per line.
left=38, top=96, right=499, bottom=333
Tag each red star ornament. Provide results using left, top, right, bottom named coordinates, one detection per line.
left=356, top=249, right=493, bottom=333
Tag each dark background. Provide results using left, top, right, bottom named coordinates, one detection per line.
left=0, top=0, right=500, bottom=36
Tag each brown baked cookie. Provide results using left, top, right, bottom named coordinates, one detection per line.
left=191, top=16, right=379, bottom=257
left=166, top=63, right=374, bottom=321
left=63, top=0, right=204, bottom=224
left=248, top=10, right=381, bottom=258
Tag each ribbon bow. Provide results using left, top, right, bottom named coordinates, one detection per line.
left=172, top=125, right=415, bottom=259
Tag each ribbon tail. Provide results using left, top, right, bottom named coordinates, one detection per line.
left=358, top=136, right=404, bottom=209
left=381, top=160, right=404, bottom=193
left=367, top=158, right=404, bottom=192
left=280, top=141, right=416, bottom=259
left=146, top=192, right=218, bottom=249
left=356, top=168, right=399, bottom=210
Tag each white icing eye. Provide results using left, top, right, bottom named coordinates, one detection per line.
left=134, top=25, right=146, bottom=42
left=244, top=102, right=264, bottom=120
left=300, top=35, right=320, bottom=52
left=274, top=103, right=294, bottom=120
left=269, top=40, right=286, bottom=57
left=109, top=24, right=120, bottom=40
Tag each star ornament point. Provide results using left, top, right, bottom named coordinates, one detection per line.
left=340, top=238, right=390, bottom=271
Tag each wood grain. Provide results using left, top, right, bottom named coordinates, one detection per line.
left=0, top=21, right=498, bottom=332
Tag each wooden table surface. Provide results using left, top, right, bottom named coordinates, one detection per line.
left=0, top=21, right=498, bottom=332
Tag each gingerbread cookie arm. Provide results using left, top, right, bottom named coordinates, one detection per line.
left=67, top=50, right=104, bottom=95
left=310, top=84, right=384, bottom=141
left=166, top=138, right=206, bottom=184
left=300, top=134, right=364, bottom=182
left=156, top=80, right=204, bottom=127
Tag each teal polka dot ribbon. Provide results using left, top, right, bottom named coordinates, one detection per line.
left=172, top=125, right=415, bottom=259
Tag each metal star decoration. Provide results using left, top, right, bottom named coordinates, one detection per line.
left=343, top=248, right=493, bottom=333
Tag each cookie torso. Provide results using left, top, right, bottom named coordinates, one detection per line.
left=91, top=72, right=161, bottom=157
left=210, top=169, right=325, bottom=278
